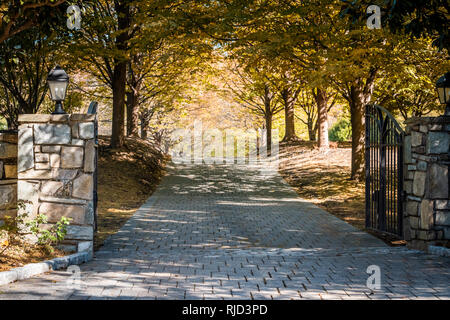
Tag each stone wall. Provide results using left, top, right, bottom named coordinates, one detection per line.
left=18, top=114, right=97, bottom=254
left=403, top=116, right=450, bottom=250
left=0, top=131, right=18, bottom=223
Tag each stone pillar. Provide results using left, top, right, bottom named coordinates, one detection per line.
left=0, top=131, right=18, bottom=223
left=403, top=116, right=450, bottom=251
left=17, top=114, right=97, bottom=255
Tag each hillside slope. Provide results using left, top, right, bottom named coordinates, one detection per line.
left=95, top=136, right=168, bottom=249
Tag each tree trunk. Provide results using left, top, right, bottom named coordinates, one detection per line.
left=110, top=0, right=130, bottom=148
left=126, top=91, right=140, bottom=137
left=350, top=97, right=365, bottom=181
left=263, top=84, right=274, bottom=155
left=348, top=78, right=375, bottom=181
left=126, top=92, right=132, bottom=136
left=141, top=126, right=148, bottom=139
left=265, top=113, right=273, bottom=156
left=307, top=117, right=317, bottom=141
left=130, top=96, right=140, bottom=137
left=281, top=88, right=299, bottom=142
left=111, top=60, right=127, bottom=148
left=140, top=116, right=148, bottom=139
left=314, top=88, right=329, bottom=150
left=126, top=57, right=141, bottom=137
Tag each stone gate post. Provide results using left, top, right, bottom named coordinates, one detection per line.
left=0, top=131, right=18, bottom=222
left=403, top=116, right=450, bottom=251
left=17, top=114, right=97, bottom=255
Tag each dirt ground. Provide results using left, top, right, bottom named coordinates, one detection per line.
left=0, top=136, right=167, bottom=271
left=95, top=136, right=168, bottom=250
left=278, top=141, right=406, bottom=247
left=0, top=239, right=66, bottom=272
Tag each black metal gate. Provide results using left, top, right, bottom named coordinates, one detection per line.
left=365, top=104, right=404, bottom=237
left=88, top=101, right=98, bottom=231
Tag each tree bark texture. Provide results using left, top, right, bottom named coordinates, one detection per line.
left=314, top=88, right=329, bottom=150
left=110, top=0, right=130, bottom=148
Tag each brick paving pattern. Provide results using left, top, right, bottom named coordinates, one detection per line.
left=0, top=162, right=449, bottom=299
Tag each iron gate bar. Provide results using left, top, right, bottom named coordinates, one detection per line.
left=88, top=101, right=98, bottom=232
left=365, top=104, right=405, bottom=238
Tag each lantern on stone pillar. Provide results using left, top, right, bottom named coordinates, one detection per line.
left=47, top=65, right=69, bottom=115
left=436, top=72, right=450, bottom=116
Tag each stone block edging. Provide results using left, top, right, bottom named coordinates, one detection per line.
left=428, top=245, right=450, bottom=258
left=0, top=251, right=92, bottom=286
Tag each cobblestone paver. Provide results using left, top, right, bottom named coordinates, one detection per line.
left=0, top=162, right=449, bottom=300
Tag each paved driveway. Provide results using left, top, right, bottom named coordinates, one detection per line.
left=0, top=162, right=449, bottom=299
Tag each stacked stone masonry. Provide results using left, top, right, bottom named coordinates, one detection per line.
left=403, top=116, right=450, bottom=250
left=0, top=131, right=18, bottom=223
left=17, top=114, right=97, bottom=254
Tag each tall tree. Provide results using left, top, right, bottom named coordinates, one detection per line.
left=281, top=86, right=301, bottom=142
left=225, top=63, right=283, bottom=150
left=109, top=0, right=130, bottom=148
left=312, top=88, right=337, bottom=150
left=70, top=0, right=209, bottom=146
left=296, top=89, right=318, bottom=141
left=0, top=0, right=66, bottom=43
left=0, top=24, right=62, bottom=128
left=373, top=38, right=450, bottom=120
left=341, top=0, right=449, bottom=50
left=275, top=71, right=302, bottom=143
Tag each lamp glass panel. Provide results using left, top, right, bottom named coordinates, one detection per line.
left=48, top=81, right=68, bottom=101
left=446, top=87, right=450, bottom=103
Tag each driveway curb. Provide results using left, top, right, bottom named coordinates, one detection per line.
left=0, top=251, right=92, bottom=287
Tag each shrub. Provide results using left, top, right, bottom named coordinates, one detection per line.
left=329, top=119, right=352, bottom=142
left=27, top=214, right=71, bottom=250
left=0, top=202, right=71, bottom=255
